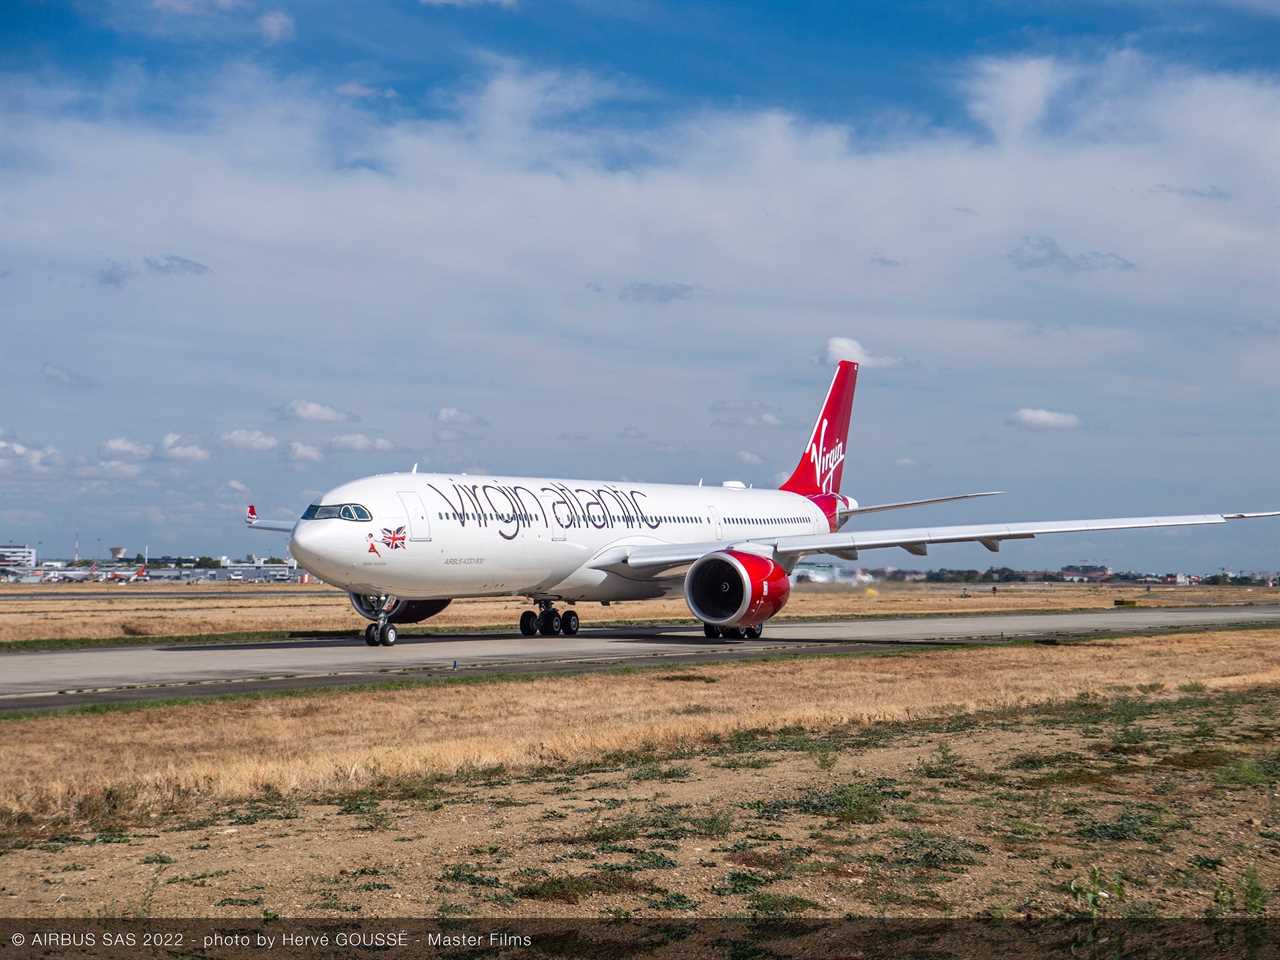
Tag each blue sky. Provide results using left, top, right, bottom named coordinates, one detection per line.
left=1, top=0, right=1278, bottom=571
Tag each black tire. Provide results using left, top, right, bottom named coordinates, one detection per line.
left=561, top=609, right=580, bottom=636
left=539, top=610, right=562, bottom=636
left=519, top=610, right=539, bottom=637
left=379, top=623, right=398, bottom=646
left=743, top=624, right=763, bottom=639
left=722, top=627, right=744, bottom=640
left=364, top=623, right=380, bottom=646
left=703, top=623, right=722, bottom=639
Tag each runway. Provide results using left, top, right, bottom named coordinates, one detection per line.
left=3, top=605, right=1279, bottom=712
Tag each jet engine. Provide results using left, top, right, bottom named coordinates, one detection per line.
left=684, top=550, right=790, bottom=627
left=349, top=594, right=452, bottom=624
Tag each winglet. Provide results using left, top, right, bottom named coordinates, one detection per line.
left=246, top=504, right=259, bottom=526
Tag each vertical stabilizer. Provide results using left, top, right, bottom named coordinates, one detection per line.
left=780, top=360, right=858, bottom=498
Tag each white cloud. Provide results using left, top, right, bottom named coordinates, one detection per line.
left=0, top=431, right=60, bottom=472
left=279, top=400, right=355, bottom=423
left=288, top=441, right=323, bottom=462
left=221, top=428, right=279, bottom=451
left=1009, top=408, right=1082, bottom=431
left=736, top=449, right=764, bottom=464
left=437, top=406, right=488, bottom=426
left=329, top=433, right=393, bottom=452
left=825, top=337, right=900, bottom=368
left=965, top=56, right=1077, bottom=144
left=257, top=10, right=294, bottom=43
left=101, top=437, right=153, bottom=459
left=227, top=479, right=249, bottom=492
left=76, top=459, right=141, bottom=479
left=160, top=433, right=211, bottom=461
left=895, top=457, right=918, bottom=467
left=336, top=82, right=397, bottom=100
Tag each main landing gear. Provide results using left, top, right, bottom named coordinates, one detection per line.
left=520, top=600, right=579, bottom=637
left=362, top=596, right=400, bottom=647
left=702, top=623, right=763, bottom=640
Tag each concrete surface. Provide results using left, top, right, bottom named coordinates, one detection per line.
left=2, top=605, right=1278, bottom=712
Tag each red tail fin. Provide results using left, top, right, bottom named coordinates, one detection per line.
left=780, top=360, right=858, bottom=498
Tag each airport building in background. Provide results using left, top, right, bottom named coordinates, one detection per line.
left=0, top=544, right=36, bottom=567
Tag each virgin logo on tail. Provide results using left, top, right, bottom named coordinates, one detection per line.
left=808, top=418, right=845, bottom=495
left=779, top=360, right=858, bottom=501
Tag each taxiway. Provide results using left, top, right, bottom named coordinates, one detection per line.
left=2, top=605, right=1278, bottom=712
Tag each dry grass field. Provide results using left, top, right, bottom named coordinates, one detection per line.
left=2, top=627, right=1279, bottom=830
left=1, top=629, right=1278, bottom=918
left=0, top=581, right=1274, bottom=643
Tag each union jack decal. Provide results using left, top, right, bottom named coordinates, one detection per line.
left=381, top=526, right=407, bottom=550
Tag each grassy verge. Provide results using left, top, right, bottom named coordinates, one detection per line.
left=3, top=682, right=1279, bottom=918
left=0, top=644, right=954, bottom=724
left=1, top=627, right=1278, bottom=841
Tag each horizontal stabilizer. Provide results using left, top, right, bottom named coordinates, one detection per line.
left=844, top=491, right=1005, bottom=517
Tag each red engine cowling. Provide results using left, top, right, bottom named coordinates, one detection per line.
left=684, top=550, right=791, bottom=627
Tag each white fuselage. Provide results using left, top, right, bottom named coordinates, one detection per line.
left=287, top=472, right=834, bottom=601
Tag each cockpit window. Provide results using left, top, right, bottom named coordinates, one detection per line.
left=301, top=503, right=372, bottom=521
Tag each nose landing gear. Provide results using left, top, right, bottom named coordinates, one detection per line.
left=519, top=600, right=579, bottom=637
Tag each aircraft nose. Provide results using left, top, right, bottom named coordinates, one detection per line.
left=289, top=521, right=343, bottom=580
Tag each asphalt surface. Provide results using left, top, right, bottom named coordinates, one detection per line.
left=2, top=605, right=1279, bottom=712
left=0, top=588, right=339, bottom=601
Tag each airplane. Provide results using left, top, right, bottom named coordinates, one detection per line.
left=43, top=562, right=99, bottom=584
left=102, top=564, right=148, bottom=584
left=246, top=361, right=1278, bottom=647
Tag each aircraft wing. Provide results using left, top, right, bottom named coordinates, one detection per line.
left=591, top=511, right=1280, bottom=576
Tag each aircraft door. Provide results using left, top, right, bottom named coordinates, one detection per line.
left=397, top=491, right=432, bottom=541
left=707, top=506, right=723, bottom=539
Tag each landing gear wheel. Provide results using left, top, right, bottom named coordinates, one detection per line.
left=378, top=623, right=398, bottom=646
left=703, top=623, right=722, bottom=639
left=560, top=609, right=580, bottom=636
left=364, top=623, right=380, bottom=646
left=538, top=610, right=562, bottom=636
left=743, top=624, right=763, bottom=639
left=519, top=610, right=539, bottom=637
left=722, top=627, right=744, bottom=640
